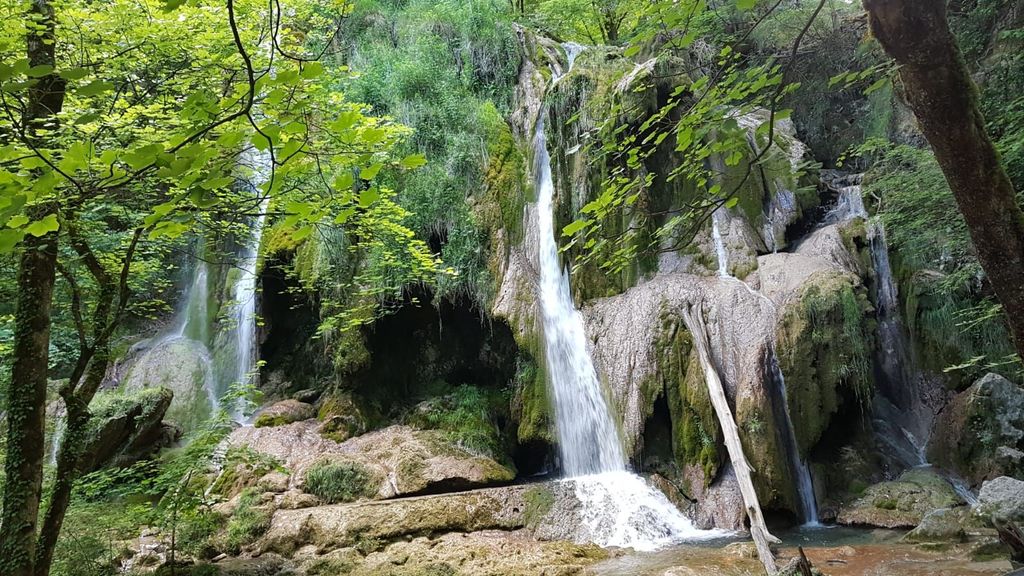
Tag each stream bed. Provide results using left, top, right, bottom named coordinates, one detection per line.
left=586, top=526, right=1016, bottom=576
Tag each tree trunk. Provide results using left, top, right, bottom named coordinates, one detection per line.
left=863, top=0, right=1024, bottom=362
left=682, top=303, right=779, bottom=575
left=0, top=0, right=65, bottom=573
left=0, top=227, right=58, bottom=576
left=34, top=346, right=109, bottom=576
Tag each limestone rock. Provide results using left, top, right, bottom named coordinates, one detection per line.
left=253, top=399, right=315, bottom=428
left=905, top=508, right=968, bottom=543
left=228, top=423, right=514, bottom=499
left=976, top=476, right=1024, bottom=524
left=259, top=485, right=531, bottom=555
left=837, top=469, right=962, bottom=528
left=315, top=392, right=367, bottom=443
left=83, top=387, right=179, bottom=472
left=257, top=471, right=290, bottom=494
left=928, top=373, right=1024, bottom=485
left=122, top=337, right=216, bottom=433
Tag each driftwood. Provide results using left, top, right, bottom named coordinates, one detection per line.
left=682, top=302, right=779, bottom=574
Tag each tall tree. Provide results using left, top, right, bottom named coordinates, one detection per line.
left=862, top=0, right=1024, bottom=361
left=0, top=0, right=64, bottom=572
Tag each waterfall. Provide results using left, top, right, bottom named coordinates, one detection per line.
left=535, top=117, right=624, bottom=476
left=711, top=210, right=730, bottom=277
left=532, top=44, right=719, bottom=549
left=228, top=148, right=273, bottom=422
left=768, top=350, right=820, bottom=525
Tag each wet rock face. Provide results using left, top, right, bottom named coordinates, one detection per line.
left=837, top=468, right=962, bottom=528
left=122, top=337, right=215, bottom=432
left=928, top=373, right=1024, bottom=486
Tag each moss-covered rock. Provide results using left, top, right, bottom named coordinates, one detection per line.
left=253, top=399, right=315, bottom=428
left=837, top=469, right=962, bottom=528
left=316, top=391, right=368, bottom=443
left=928, top=373, right=1024, bottom=486
left=776, top=271, right=875, bottom=456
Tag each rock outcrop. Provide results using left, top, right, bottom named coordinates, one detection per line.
left=837, top=468, right=963, bottom=528
left=228, top=423, right=514, bottom=499
left=928, top=373, right=1024, bottom=485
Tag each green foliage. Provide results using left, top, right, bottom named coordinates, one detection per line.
left=403, top=384, right=506, bottom=459
left=221, top=489, right=272, bottom=554
left=340, top=0, right=521, bottom=305
left=303, top=459, right=375, bottom=503
left=526, top=0, right=643, bottom=44
left=857, top=140, right=1020, bottom=381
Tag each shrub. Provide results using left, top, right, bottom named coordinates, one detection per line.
left=303, top=459, right=376, bottom=503
left=222, top=489, right=272, bottom=554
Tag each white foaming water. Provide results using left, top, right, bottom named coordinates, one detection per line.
left=535, top=51, right=717, bottom=546
left=711, top=209, right=730, bottom=277
left=768, top=351, right=819, bottom=525
left=230, top=147, right=273, bottom=422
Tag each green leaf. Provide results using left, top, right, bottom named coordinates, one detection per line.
left=0, top=228, right=24, bottom=252
left=59, top=67, right=89, bottom=81
left=24, top=214, right=58, bottom=236
left=77, top=80, right=115, bottom=97
left=561, top=219, right=590, bottom=237
left=26, top=64, right=54, bottom=78
left=736, top=0, right=756, bottom=10
left=864, top=78, right=889, bottom=96
left=359, top=186, right=379, bottom=208
left=300, top=62, right=324, bottom=79
left=360, top=163, right=382, bottom=180
left=6, top=214, right=29, bottom=228
left=399, top=154, right=427, bottom=169
left=623, top=44, right=641, bottom=58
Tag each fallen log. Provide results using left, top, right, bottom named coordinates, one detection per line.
left=682, top=302, right=779, bottom=574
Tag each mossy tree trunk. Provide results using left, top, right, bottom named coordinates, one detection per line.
left=863, top=0, right=1024, bottom=364
left=0, top=0, right=65, bottom=573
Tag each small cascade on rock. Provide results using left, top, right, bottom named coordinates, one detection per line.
left=533, top=46, right=719, bottom=550
left=711, top=209, right=730, bottom=277
left=767, top=350, right=820, bottom=525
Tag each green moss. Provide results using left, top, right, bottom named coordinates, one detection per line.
left=523, top=485, right=555, bottom=529
left=656, top=312, right=721, bottom=486
left=304, top=459, right=377, bottom=504
left=776, top=272, right=875, bottom=456
left=222, top=489, right=272, bottom=554
left=403, top=384, right=508, bottom=462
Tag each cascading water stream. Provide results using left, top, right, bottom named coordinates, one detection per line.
left=228, top=148, right=273, bottom=422
left=768, top=350, right=820, bottom=525
left=712, top=209, right=730, bottom=278
left=826, top=182, right=978, bottom=501
left=533, top=44, right=719, bottom=550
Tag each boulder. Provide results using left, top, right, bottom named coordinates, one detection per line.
left=228, top=423, right=514, bottom=499
left=259, top=485, right=531, bottom=555
left=315, top=392, right=367, bottom=443
left=837, top=468, right=962, bottom=528
left=904, top=508, right=968, bottom=543
left=82, top=387, right=179, bottom=472
left=928, top=373, right=1024, bottom=485
left=976, top=476, right=1024, bottom=524
left=253, top=399, right=315, bottom=428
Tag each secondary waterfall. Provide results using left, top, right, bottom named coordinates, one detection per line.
left=712, top=210, right=730, bottom=277
left=768, top=350, right=820, bottom=525
left=534, top=46, right=718, bottom=549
